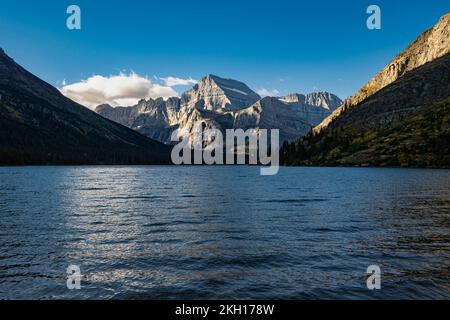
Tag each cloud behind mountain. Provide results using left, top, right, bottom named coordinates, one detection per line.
left=160, top=76, right=198, bottom=87
left=60, top=72, right=178, bottom=109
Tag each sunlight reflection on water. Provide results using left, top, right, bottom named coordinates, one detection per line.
left=0, top=166, right=449, bottom=299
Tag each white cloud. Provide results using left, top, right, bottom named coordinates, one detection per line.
left=257, top=88, right=280, bottom=97
left=160, top=76, right=198, bottom=87
left=60, top=72, right=178, bottom=109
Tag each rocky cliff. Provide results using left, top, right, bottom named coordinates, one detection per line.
left=181, top=74, right=261, bottom=112
left=278, top=92, right=342, bottom=126
left=314, top=12, right=450, bottom=134
left=281, top=52, right=450, bottom=167
left=96, top=75, right=341, bottom=144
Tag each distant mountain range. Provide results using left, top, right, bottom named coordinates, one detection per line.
left=0, top=49, right=171, bottom=165
left=1, top=12, right=448, bottom=168
left=95, top=75, right=342, bottom=144
left=282, top=13, right=450, bottom=167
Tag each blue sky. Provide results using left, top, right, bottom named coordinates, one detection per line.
left=0, top=0, right=449, bottom=106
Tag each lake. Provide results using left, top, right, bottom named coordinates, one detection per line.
left=0, top=166, right=449, bottom=299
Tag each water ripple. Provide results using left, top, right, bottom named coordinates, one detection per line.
left=0, top=166, right=449, bottom=299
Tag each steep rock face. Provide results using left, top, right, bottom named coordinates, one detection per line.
left=0, top=49, right=171, bottom=165
left=305, top=92, right=342, bottom=110
left=234, top=97, right=312, bottom=142
left=314, top=12, right=450, bottom=133
left=96, top=74, right=341, bottom=144
left=282, top=53, right=450, bottom=167
left=279, top=93, right=307, bottom=104
left=327, top=54, right=450, bottom=131
left=181, top=74, right=261, bottom=112
left=278, top=92, right=342, bottom=126
left=97, top=74, right=259, bottom=144
left=97, top=97, right=181, bottom=143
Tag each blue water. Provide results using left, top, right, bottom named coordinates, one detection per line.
left=0, top=166, right=449, bottom=299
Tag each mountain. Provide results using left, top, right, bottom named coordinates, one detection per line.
left=96, top=74, right=340, bottom=144
left=314, top=12, right=450, bottom=134
left=282, top=54, right=450, bottom=167
left=0, top=49, right=171, bottom=165
left=181, top=74, right=261, bottom=112
left=277, top=92, right=342, bottom=126
left=281, top=13, right=450, bottom=167
left=234, top=97, right=312, bottom=142
left=95, top=97, right=181, bottom=144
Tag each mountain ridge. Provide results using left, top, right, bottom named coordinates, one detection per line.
left=181, top=74, right=261, bottom=112
left=281, top=53, right=450, bottom=167
left=277, top=92, right=342, bottom=126
left=313, top=12, right=450, bottom=134
left=0, top=49, right=171, bottom=165
left=96, top=74, right=342, bottom=144
left=281, top=12, right=450, bottom=167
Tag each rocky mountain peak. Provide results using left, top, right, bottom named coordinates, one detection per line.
left=279, top=93, right=307, bottom=104
left=95, top=73, right=342, bottom=144
left=277, top=92, right=343, bottom=126
left=305, top=92, right=343, bottom=110
left=314, top=12, right=450, bottom=133
left=182, top=74, right=261, bottom=112
left=279, top=92, right=342, bottom=110
left=353, top=12, right=450, bottom=106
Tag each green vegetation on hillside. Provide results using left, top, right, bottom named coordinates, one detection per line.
left=281, top=97, right=450, bottom=168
